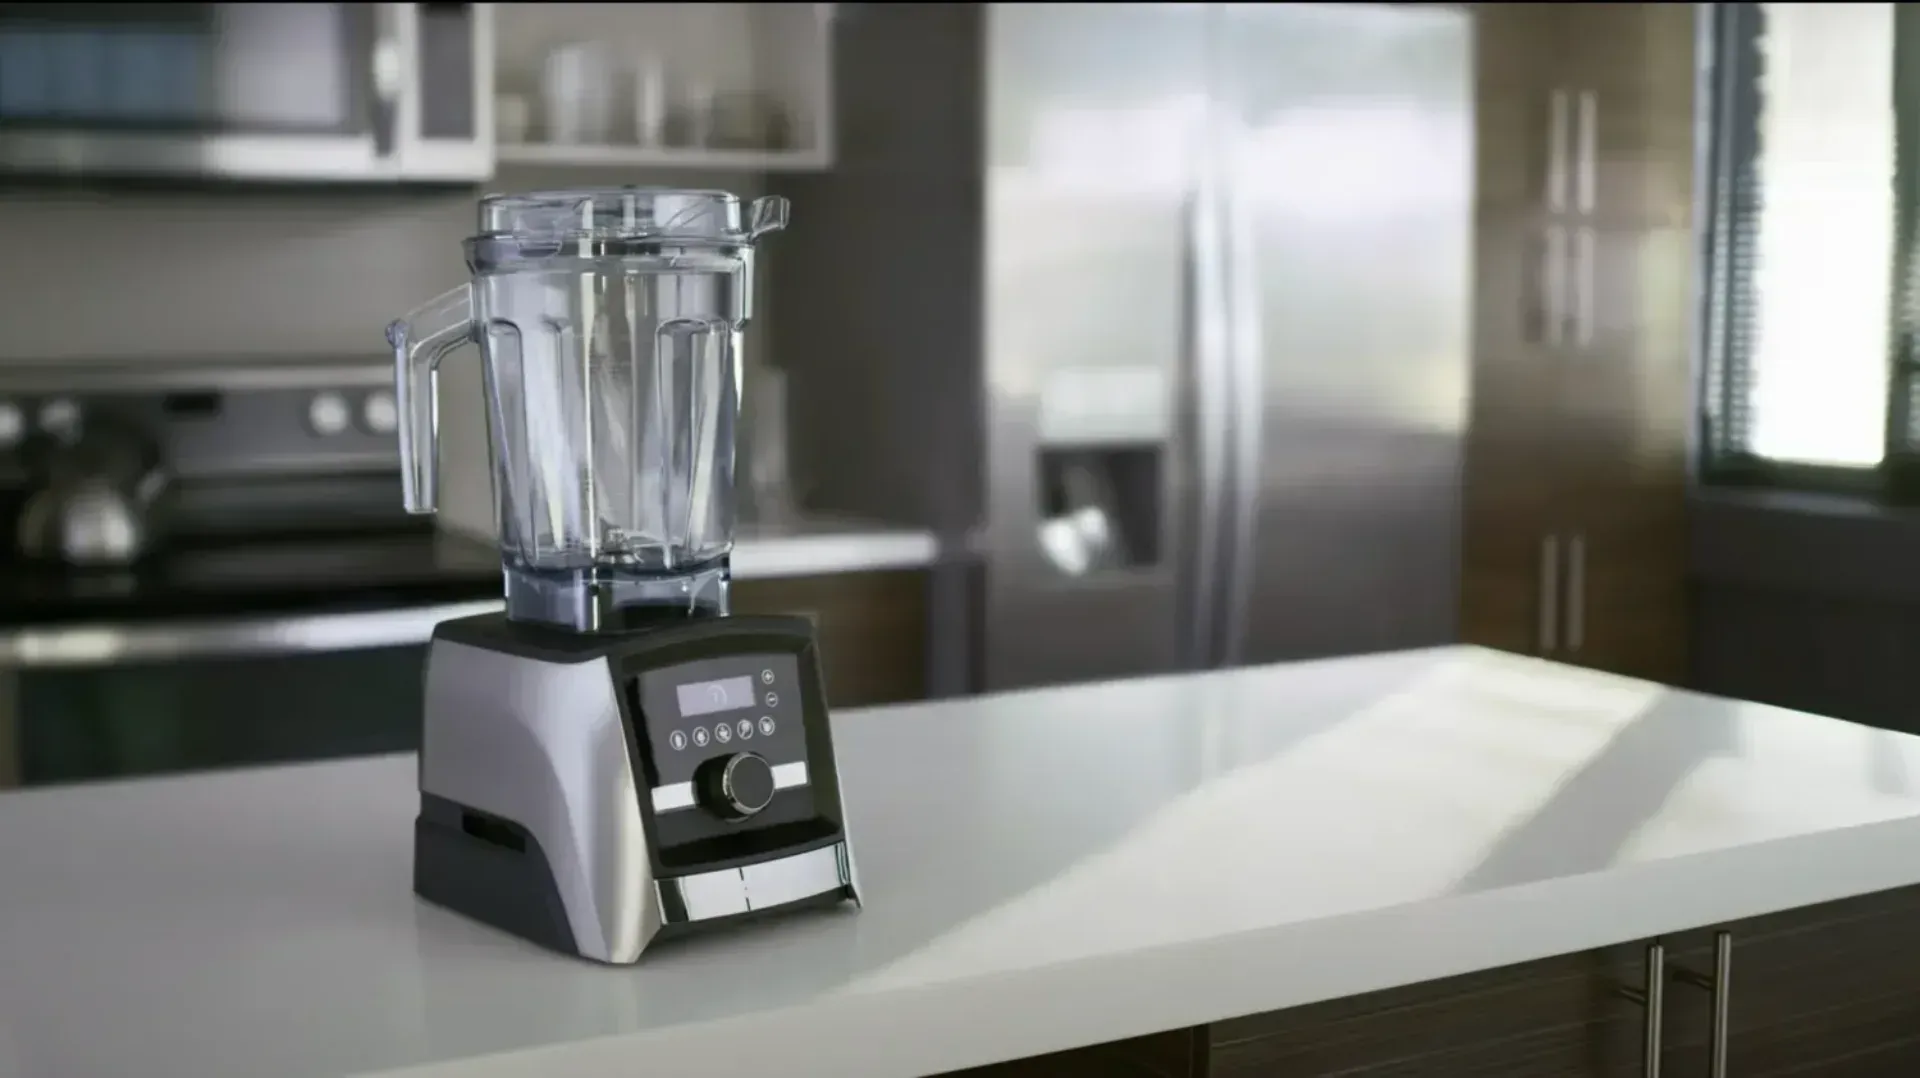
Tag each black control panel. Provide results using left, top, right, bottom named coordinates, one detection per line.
left=634, top=653, right=809, bottom=787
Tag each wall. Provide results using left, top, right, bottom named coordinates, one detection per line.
left=0, top=187, right=470, bottom=362
left=764, top=2, right=984, bottom=537
left=1689, top=493, right=1920, bottom=734
left=761, top=3, right=985, bottom=698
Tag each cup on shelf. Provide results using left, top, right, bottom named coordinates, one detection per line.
left=665, top=79, right=715, bottom=150
left=540, top=43, right=616, bottom=145
left=495, top=92, right=531, bottom=144
left=709, top=91, right=792, bottom=151
left=632, top=55, right=668, bottom=148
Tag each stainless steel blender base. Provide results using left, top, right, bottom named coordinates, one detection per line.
left=412, top=618, right=861, bottom=964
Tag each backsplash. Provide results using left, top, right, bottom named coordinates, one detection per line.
left=0, top=187, right=474, bottom=360
left=0, top=165, right=779, bottom=541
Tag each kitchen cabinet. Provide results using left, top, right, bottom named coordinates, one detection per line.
left=1200, top=886, right=1920, bottom=1077
left=732, top=569, right=929, bottom=707
left=1461, top=2, right=1695, bottom=684
left=940, top=885, right=1920, bottom=1078
left=1659, top=886, right=1920, bottom=1076
left=937, top=1030, right=1201, bottom=1078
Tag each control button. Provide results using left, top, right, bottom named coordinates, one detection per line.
left=695, top=751, right=777, bottom=820
left=714, top=723, right=733, bottom=744
left=760, top=669, right=775, bottom=684
left=0, top=401, right=23, bottom=448
left=361, top=389, right=399, bottom=434
left=736, top=719, right=754, bottom=740
left=37, top=398, right=79, bottom=439
left=765, top=691, right=779, bottom=708
left=308, top=392, right=351, bottom=436
left=669, top=730, right=688, bottom=752
left=758, top=716, right=776, bottom=736
left=691, top=726, right=711, bottom=748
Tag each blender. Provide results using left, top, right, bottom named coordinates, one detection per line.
left=387, top=187, right=859, bottom=964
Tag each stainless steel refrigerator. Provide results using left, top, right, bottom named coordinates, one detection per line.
left=765, top=3, right=1474, bottom=696
left=979, top=3, right=1475, bottom=690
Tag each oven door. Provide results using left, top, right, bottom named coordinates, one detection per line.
left=0, top=2, right=491, bottom=183
left=0, top=598, right=500, bottom=789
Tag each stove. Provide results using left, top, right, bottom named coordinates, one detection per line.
left=0, top=357, right=503, bottom=789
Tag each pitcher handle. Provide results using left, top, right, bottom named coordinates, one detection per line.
left=385, top=284, right=475, bottom=514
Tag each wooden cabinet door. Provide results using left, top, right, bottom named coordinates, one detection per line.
left=730, top=570, right=930, bottom=709
left=937, top=1029, right=1201, bottom=1078
left=1554, top=2, right=1697, bottom=231
left=1474, top=5, right=1571, bottom=218
left=1557, top=224, right=1693, bottom=684
left=1459, top=276, right=1568, bottom=661
left=1547, top=2, right=1695, bottom=684
left=1462, top=5, right=1574, bottom=660
left=1208, top=945, right=1648, bottom=1077
left=1660, top=887, right=1920, bottom=1077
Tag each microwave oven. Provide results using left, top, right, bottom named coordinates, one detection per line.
left=0, top=3, right=493, bottom=184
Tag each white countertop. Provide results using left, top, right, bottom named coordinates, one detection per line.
left=6, top=647, right=1920, bottom=1078
left=731, top=519, right=940, bottom=579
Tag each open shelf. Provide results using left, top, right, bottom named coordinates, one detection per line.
left=495, top=143, right=832, bottom=172
left=492, top=3, right=836, bottom=174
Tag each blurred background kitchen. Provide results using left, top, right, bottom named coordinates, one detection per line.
left=0, top=3, right=1896, bottom=791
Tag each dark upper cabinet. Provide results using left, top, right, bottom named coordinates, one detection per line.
left=1461, top=2, right=1695, bottom=686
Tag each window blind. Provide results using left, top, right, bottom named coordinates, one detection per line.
left=1703, top=2, right=1900, bottom=474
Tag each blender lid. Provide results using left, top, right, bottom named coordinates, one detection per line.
left=475, top=187, right=786, bottom=245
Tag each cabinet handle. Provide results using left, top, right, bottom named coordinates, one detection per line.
left=1574, top=89, right=1599, bottom=215
left=1565, top=532, right=1586, bottom=652
left=1537, top=224, right=1569, bottom=347
left=1616, top=942, right=1666, bottom=1077
left=371, top=7, right=407, bottom=159
left=1537, top=534, right=1559, bottom=653
left=1673, top=932, right=1733, bottom=1078
left=1571, top=226, right=1597, bottom=348
left=1546, top=89, right=1572, bottom=213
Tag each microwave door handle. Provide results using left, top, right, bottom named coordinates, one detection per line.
left=371, top=4, right=412, bottom=157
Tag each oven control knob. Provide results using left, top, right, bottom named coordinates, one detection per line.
left=38, top=398, right=80, bottom=440
left=0, top=400, right=23, bottom=448
left=695, top=751, right=776, bottom=821
left=308, top=392, right=351, bottom=437
left=361, top=390, right=398, bottom=434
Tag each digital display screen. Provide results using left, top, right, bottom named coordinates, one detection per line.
left=675, top=675, right=757, bottom=718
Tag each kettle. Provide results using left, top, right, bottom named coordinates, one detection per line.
left=17, top=413, right=170, bottom=567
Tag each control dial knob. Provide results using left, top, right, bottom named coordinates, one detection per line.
left=694, top=752, right=776, bottom=821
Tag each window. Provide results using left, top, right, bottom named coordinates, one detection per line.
left=1701, top=3, right=1914, bottom=491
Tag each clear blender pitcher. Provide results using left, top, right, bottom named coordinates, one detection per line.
left=387, top=187, right=787, bottom=632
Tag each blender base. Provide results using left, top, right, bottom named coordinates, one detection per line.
left=411, top=611, right=861, bottom=964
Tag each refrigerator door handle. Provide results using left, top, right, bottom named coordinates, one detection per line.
left=1538, top=533, right=1560, bottom=653
left=1185, top=168, right=1234, bottom=668
left=1540, top=223, right=1569, bottom=348
left=1217, top=146, right=1265, bottom=667
left=1572, top=225, right=1598, bottom=349
left=1574, top=89, right=1599, bottom=216
left=1566, top=531, right=1587, bottom=652
left=1547, top=88, right=1572, bottom=214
